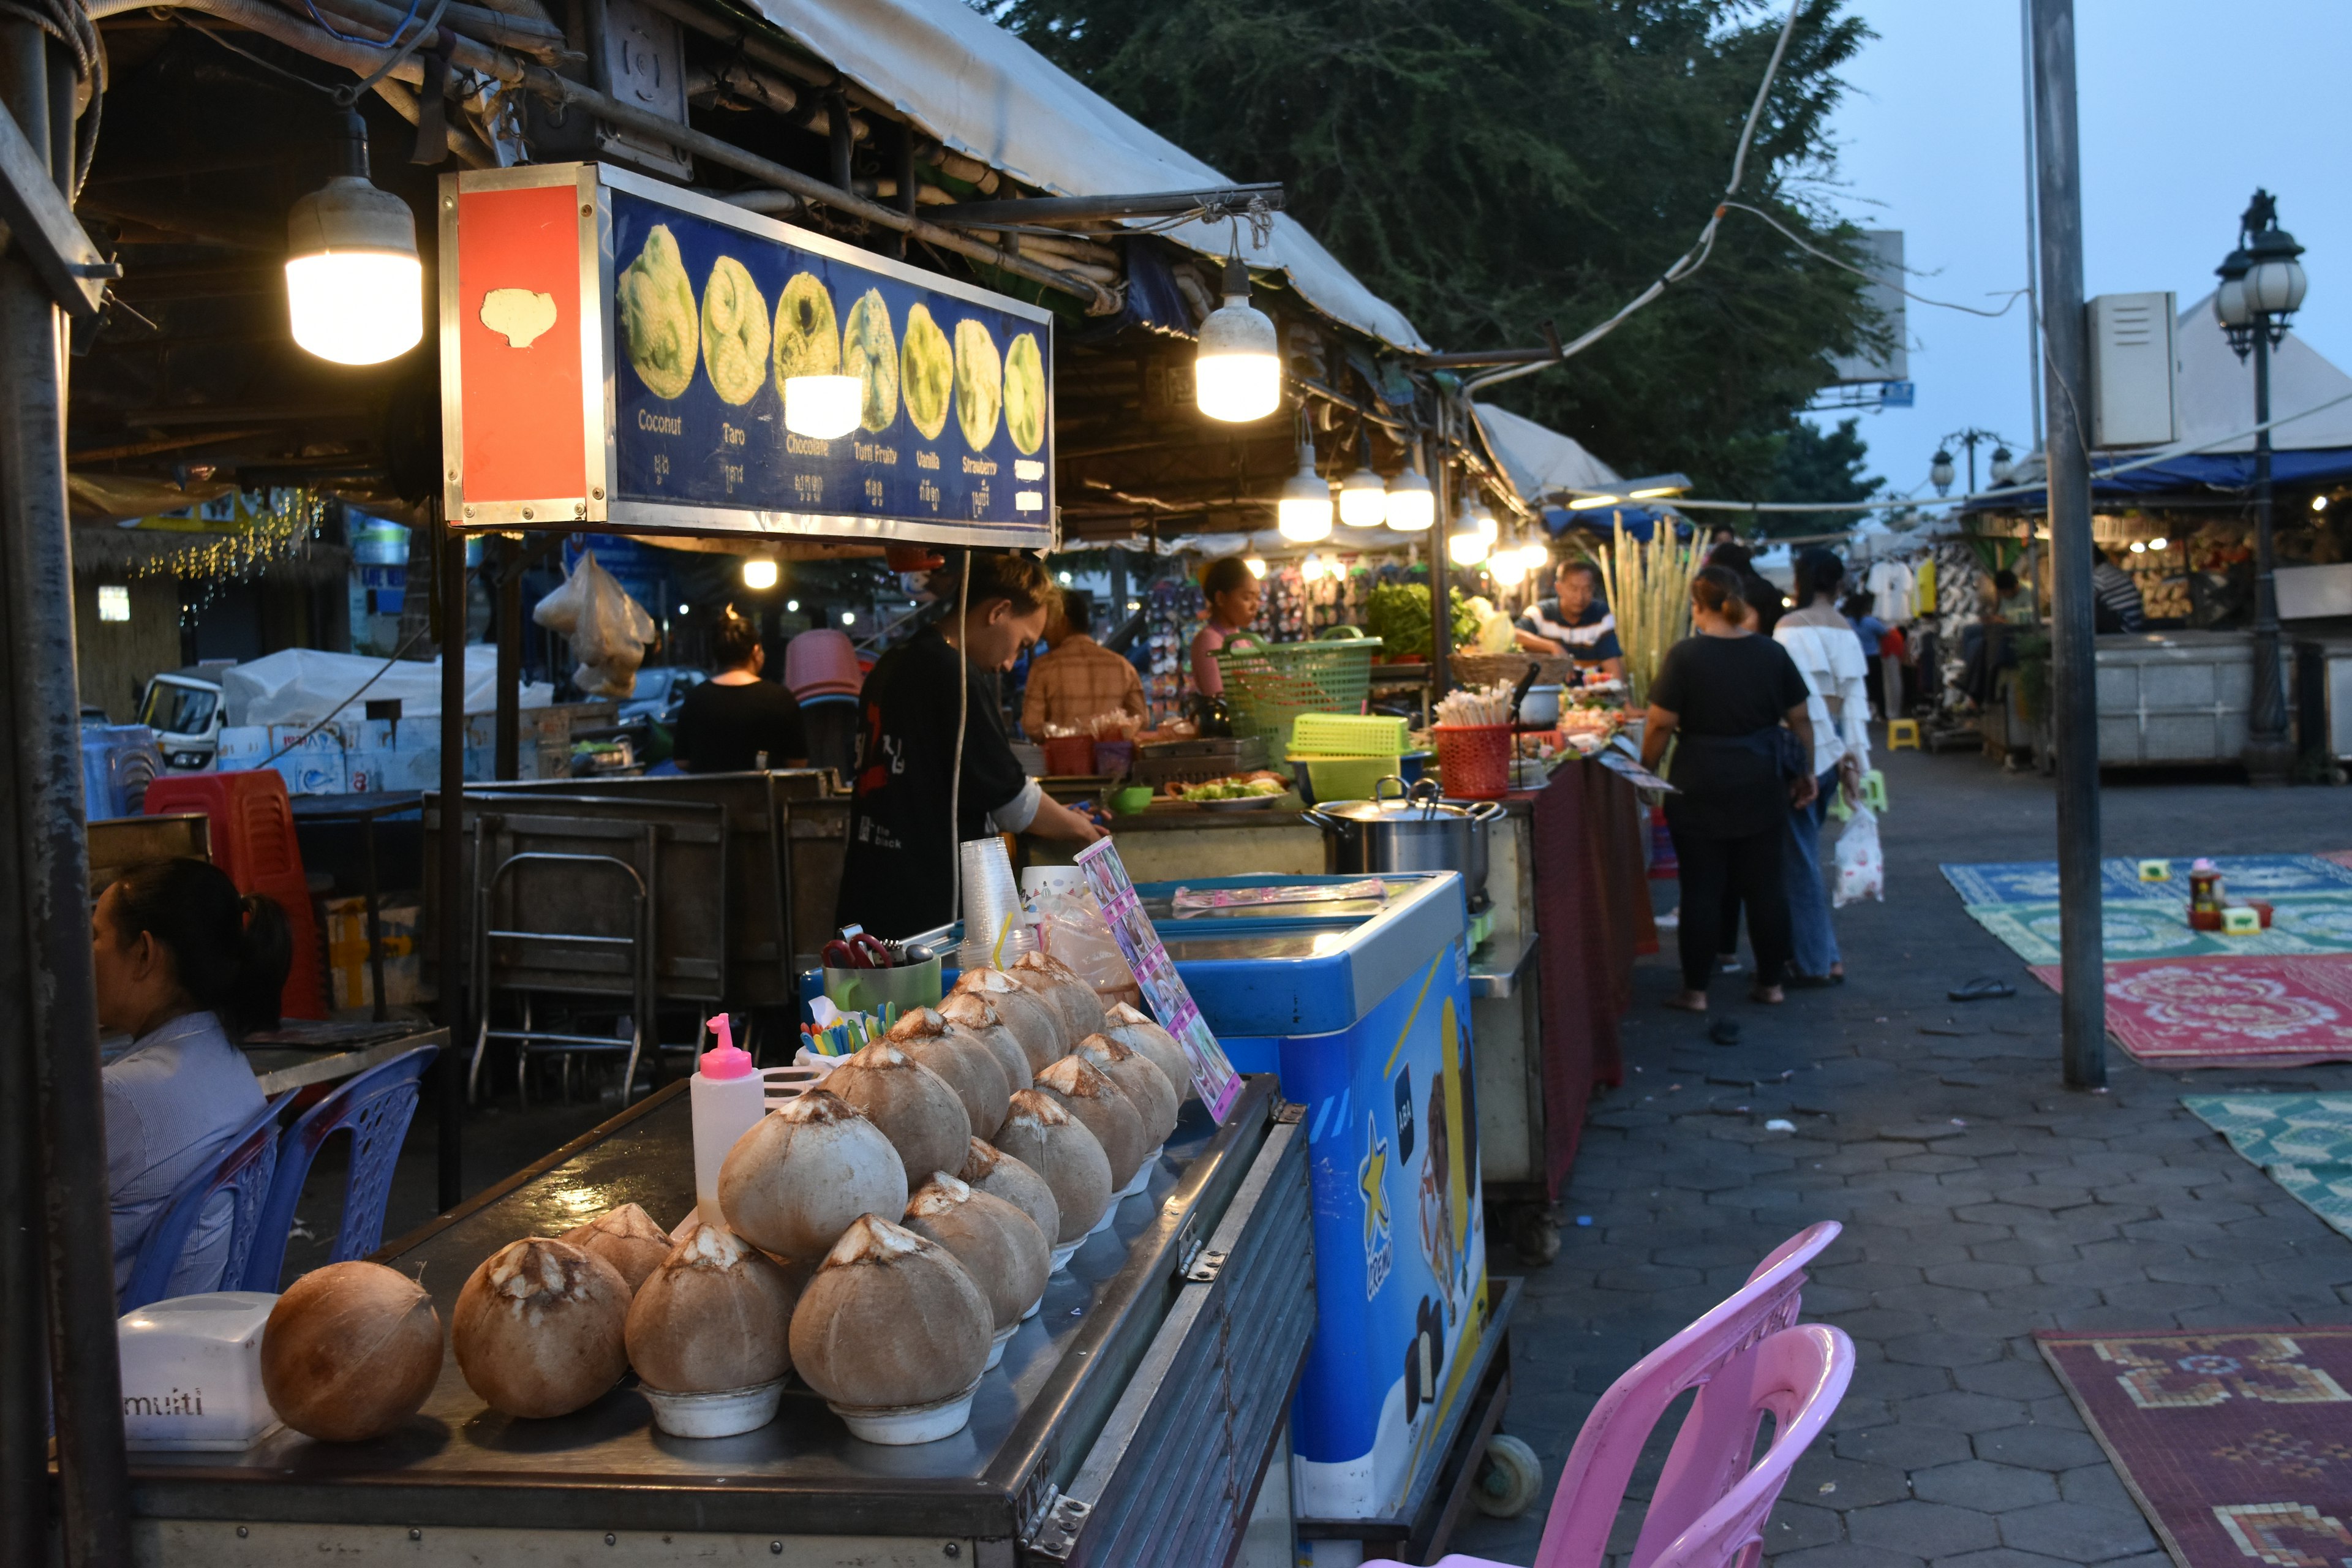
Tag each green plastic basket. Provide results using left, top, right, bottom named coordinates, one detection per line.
left=1291, top=712, right=1411, bottom=756
left=1217, top=627, right=1385, bottom=745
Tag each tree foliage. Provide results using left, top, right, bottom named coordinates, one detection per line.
left=993, top=0, right=1886, bottom=498
left=1760, top=415, right=1884, bottom=537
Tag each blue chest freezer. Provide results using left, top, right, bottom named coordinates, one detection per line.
left=1138, top=872, right=1489, bottom=1525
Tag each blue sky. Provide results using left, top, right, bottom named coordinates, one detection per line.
left=1808, top=0, right=2352, bottom=501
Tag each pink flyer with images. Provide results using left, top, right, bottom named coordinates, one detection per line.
left=1074, top=839, right=1243, bottom=1123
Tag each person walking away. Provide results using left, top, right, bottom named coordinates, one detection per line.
left=1705, top=540, right=1785, bottom=635
left=1842, top=590, right=1888, bottom=718
left=2092, top=546, right=2147, bottom=633
left=673, top=606, right=809, bottom=772
left=96, top=858, right=293, bottom=1295
left=1022, top=590, right=1145, bottom=733
left=1188, top=556, right=1263, bottom=702
left=838, top=552, right=1106, bottom=941
left=1640, top=566, right=1816, bottom=1011
left=1776, top=551, right=1874, bottom=985
left=1513, top=558, right=1626, bottom=682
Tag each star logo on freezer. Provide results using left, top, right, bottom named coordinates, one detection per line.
left=1358, top=1112, right=1391, bottom=1250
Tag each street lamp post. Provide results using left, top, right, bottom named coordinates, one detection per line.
left=1935, top=428, right=2016, bottom=497
left=2215, top=189, right=2307, bottom=785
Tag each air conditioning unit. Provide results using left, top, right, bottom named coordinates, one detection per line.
left=2087, top=292, right=2177, bottom=448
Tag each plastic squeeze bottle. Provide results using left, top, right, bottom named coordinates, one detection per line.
left=691, top=1014, right=766, bottom=1227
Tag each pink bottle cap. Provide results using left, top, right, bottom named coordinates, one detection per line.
left=700, top=1014, right=753, bottom=1079
left=2192, top=858, right=2217, bottom=872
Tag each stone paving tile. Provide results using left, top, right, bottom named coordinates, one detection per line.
left=1443, top=760, right=2352, bottom=1566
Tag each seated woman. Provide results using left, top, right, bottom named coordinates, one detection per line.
left=96, top=858, right=292, bottom=1295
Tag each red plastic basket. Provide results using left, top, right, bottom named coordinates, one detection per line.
left=1432, top=725, right=1513, bottom=800
left=1040, top=736, right=1097, bottom=775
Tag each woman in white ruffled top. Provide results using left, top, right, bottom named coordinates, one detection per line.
left=1773, top=550, right=1874, bottom=985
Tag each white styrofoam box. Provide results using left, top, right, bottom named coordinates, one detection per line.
left=214, top=726, right=271, bottom=771
left=2089, top=291, right=2178, bottom=448
left=118, top=1291, right=282, bottom=1451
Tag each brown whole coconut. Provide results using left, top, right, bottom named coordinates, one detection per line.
left=1073, top=1033, right=1178, bottom=1148
left=822, top=1041, right=972, bottom=1182
left=1011, top=949, right=1109, bottom=1047
left=950, top=967, right=1063, bottom=1077
left=258, top=1261, right=443, bottom=1442
left=717, top=1089, right=907, bottom=1262
left=1031, top=1055, right=1148, bottom=1189
left=453, top=1238, right=630, bottom=1419
left=788, top=1215, right=992, bottom=1411
left=624, top=1222, right=799, bottom=1393
left=885, top=1008, right=1011, bottom=1134
left=902, top=1172, right=1050, bottom=1332
left=992, top=1090, right=1112, bottom=1243
left=1102, top=1001, right=1196, bottom=1104
left=935, top=990, right=1034, bottom=1093
left=560, top=1203, right=672, bottom=1294
left=959, top=1137, right=1060, bottom=1248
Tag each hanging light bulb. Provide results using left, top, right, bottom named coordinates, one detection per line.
left=1385, top=452, right=1435, bottom=532
left=1338, top=461, right=1387, bottom=529
left=1300, top=552, right=1327, bottom=582
left=1243, top=554, right=1267, bottom=578
left=1488, top=551, right=1529, bottom=587
left=1446, top=496, right=1488, bottom=567
left=742, top=557, right=780, bottom=590
left=1276, top=440, right=1333, bottom=542
left=1194, top=256, right=1281, bottom=422
left=1473, top=497, right=1499, bottom=541
left=2149, top=536, right=2169, bottom=551
left=285, top=110, right=423, bottom=366
left=785, top=374, right=863, bottom=439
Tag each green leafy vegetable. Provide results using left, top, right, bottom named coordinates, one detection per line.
left=1363, top=583, right=1480, bottom=660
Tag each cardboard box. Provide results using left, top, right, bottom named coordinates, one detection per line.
left=324, top=894, right=423, bottom=1008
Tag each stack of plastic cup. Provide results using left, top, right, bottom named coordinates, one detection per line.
left=957, top=835, right=1036, bottom=973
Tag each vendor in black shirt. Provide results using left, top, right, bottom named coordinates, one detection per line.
left=837, top=552, right=1106, bottom=941
left=673, top=606, right=809, bottom=772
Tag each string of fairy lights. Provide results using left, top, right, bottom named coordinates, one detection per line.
left=115, top=489, right=335, bottom=614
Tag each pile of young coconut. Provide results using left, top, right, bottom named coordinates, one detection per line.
left=251, top=953, right=1194, bottom=1450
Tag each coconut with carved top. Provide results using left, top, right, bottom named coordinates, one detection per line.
left=625, top=1221, right=799, bottom=1438
left=950, top=967, right=1063, bottom=1077
left=717, top=1089, right=907, bottom=1262
left=1032, top=1054, right=1148, bottom=1196
left=821, top=1040, right=971, bottom=1185
left=453, top=1237, right=631, bottom=1419
left=884, top=1008, right=1011, bottom=1136
left=1010, top=949, right=1108, bottom=1049
left=935, top=989, right=1035, bottom=1093
left=560, top=1202, right=671, bottom=1294
left=903, top=1172, right=1050, bottom=1366
left=788, top=1214, right=993, bottom=1444
left=992, top=1089, right=1112, bottom=1265
left=1101, top=1001, right=1195, bottom=1104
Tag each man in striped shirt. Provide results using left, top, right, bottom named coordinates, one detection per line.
left=1515, top=559, right=1625, bottom=680
left=2092, top=547, right=2146, bottom=634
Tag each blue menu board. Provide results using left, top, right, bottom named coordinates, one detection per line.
left=608, top=187, right=1054, bottom=541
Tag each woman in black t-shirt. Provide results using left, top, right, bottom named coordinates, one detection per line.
left=1639, top=566, right=1817, bottom=1011
left=673, top=607, right=809, bottom=773
left=837, top=552, right=1106, bottom=942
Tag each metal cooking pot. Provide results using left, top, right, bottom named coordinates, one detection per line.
left=1303, top=777, right=1504, bottom=912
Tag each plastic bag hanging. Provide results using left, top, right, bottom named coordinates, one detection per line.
left=1833, top=803, right=1884, bottom=908
left=532, top=548, right=658, bottom=698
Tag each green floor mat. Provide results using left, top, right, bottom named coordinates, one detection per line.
left=2183, top=1093, right=2352, bottom=1242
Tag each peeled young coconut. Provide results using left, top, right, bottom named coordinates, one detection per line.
left=1012, top=949, right=1109, bottom=1047
left=1102, top=1001, right=1196, bottom=1104
left=886, top=1008, right=1011, bottom=1136
left=960, top=1137, right=1060, bottom=1250
left=718, top=1089, right=907, bottom=1262
left=453, top=1237, right=630, bottom=1419
left=936, top=990, right=1035, bottom=1093
left=903, top=1172, right=1050, bottom=1333
left=1074, top=1033, right=1178, bottom=1148
left=625, top=1221, right=799, bottom=1393
left=951, top=967, right=1064, bottom=1077
left=1032, top=1055, right=1148, bottom=1190
left=560, top=1203, right=672, bottom=1294
left=993, top=1090, right=1113, bottom=1244
left=789, top=1215, right=992, bottom=1414
left=259, top=1261, right=442, bottom=1442
left=822, top=1041, right=971, bottom=1183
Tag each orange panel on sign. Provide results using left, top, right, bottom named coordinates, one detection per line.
left=458, top=184, right=588, bottom=506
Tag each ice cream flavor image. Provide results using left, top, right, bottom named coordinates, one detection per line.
left=619, top=225, right=698, bottom=401
left=953, top=319, right=1002, bottom=451
left=843, top=288, right=899, bottom=433
left=901, top=303, right=954, bottom=442
left=772, top=271, right=840, bottom=385
left=1004, top=331, right=1046, bottom=455
left=699, top=256, right=772, bottom=406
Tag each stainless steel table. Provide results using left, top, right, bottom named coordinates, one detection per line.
left=237, top=1023, right=448, bottom=1096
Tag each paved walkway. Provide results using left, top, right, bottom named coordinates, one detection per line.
left=1450, top=750, right=2352, bottom=1567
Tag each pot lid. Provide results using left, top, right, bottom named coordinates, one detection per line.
left=1319, top=777, right=1483, bottom=822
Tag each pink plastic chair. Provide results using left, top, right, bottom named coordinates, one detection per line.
left=1371, top=1220, right=1846, bottom=1568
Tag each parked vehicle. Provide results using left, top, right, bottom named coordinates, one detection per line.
left=616, top=665, right=705, bottom=726
left=137, top=666, right=229, bottom=771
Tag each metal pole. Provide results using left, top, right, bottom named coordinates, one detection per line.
left=2019, top=0, right=2045, bottom=441
left=2032, top=0, right=2105, bottom=1090
left=0, top=22, right=135, bottom=1562
left=436, top=518, right=467, bottom=1207
left=494, top=536, right=520, bottom=781
left=2244, top=327, right=2293, bottom=782
left=1430, top=419, right=1453, bottom=698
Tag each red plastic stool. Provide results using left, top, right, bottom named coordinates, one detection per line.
left=143, top=771, right=329, bottom=1019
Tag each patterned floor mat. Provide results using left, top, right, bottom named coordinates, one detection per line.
left=2039, top=1325, right=2352, bottom=1568
left=2022, top=959, right=2352, bottom=1069
left=2183, top=1094, right=2352, bottom=1239
left=1975, top=897, right=2352, bottom=965
left=1943, top=854, right=2352, bottom=907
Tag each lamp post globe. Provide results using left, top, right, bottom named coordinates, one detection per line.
left=1990, top=447, right=2015, bottom=486
left=1929, top=448, right=1956, bottom=497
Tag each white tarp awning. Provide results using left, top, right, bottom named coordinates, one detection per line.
left=743, top=0, right=1428, bottom=352
left=222, top=647, right=553, bottom=728
left=1472, top=402, right=1622, bottom=503
left=2174, top=292, right=2352, bottom=452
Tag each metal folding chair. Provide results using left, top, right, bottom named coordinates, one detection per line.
left=466, top=845, right=653, bottom=1108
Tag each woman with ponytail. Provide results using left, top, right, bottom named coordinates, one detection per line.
left=1638, top=567, right=1817, bottom=1012
left=94, top=857, right=292, bottom=1294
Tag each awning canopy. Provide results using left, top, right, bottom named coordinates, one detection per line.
left=744, top=0, right=1428, bottom=353
left=1472, top=402, right=1677, bottom=540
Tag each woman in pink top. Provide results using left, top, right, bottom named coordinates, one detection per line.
left=1189, top=556, right=1263, bottom=700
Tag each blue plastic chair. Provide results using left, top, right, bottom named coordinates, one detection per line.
left=242, top=1044, right=439, bottom=1294
left=120, top=1093, right=288, bottom=1313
